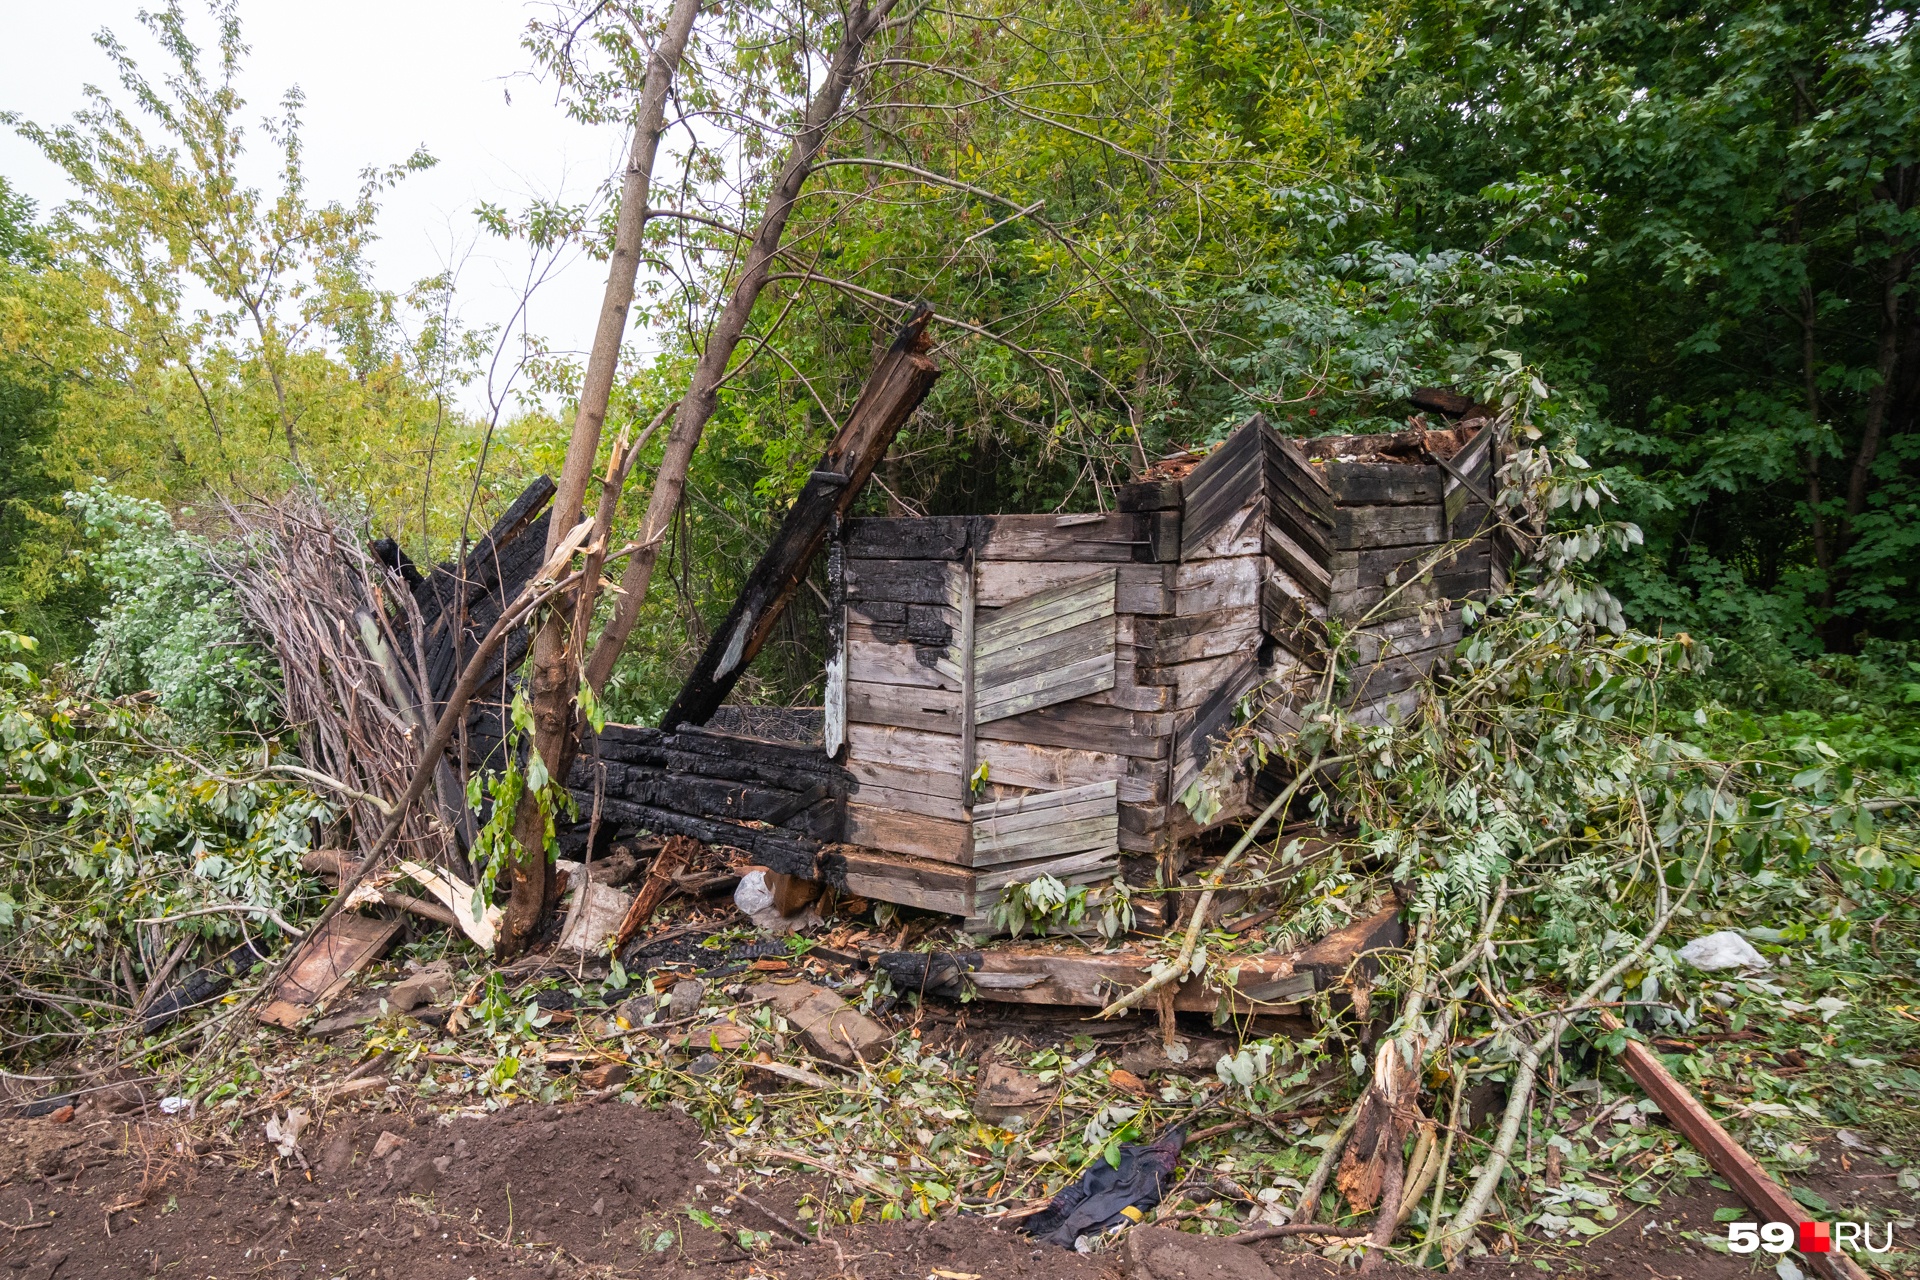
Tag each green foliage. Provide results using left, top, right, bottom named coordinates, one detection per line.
left=69, top=486, right=280, bottom=734
left=1364, top=0, right=1920, bottom=648
left=0, top=624, right=326, bottom=1068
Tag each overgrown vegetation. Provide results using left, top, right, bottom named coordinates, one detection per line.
left=0, top=0, right=1916, bottom=1269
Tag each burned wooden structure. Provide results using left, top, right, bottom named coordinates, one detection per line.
left=438, top=408, right=1507, bottom=931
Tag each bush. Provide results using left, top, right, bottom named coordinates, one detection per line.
left=68, top=486, right=281, bottom=735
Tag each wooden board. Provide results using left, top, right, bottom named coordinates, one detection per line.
left=845, top=558, right=961, bottom=607
left=846, top=678, right=962, bottom=733
left=819, top=843, right=975, bottom=916
left=846, top=802, right=972, bottom=863
left=977, top=513, right=1145, bottom=562
left=1180, top=501, right=1264, bottom=562
left=846, top=636, right=960, bottom=691
left=1323, top=460, right=1445, bottom=505
left=845, top=516, right=971, bottom=560
left=975, top=701, right=1171, bottom=760
left=1331, top=502, right=1447, bottom=551
left=1139, top=605, right=1262, bottom=666
left=259, top=912, right=404, bottom=1030
left=1180, top=416, right=1267, bottom=554
left=1262, top=575, right=1330, bottom=659
left=1172, top=556, right=1262, bottom=614
left=972, top=779, right=1119, bottom=867
left=973, top=571, right=1117, bottom=723
left=973, top=560, right=1172, bottom=613
left=976, top=736, right=1132, bottom=796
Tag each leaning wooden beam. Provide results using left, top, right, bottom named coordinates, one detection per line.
left=1598, top=1011, right=1867, bottom=1280
left=661, top=306, right=942, bottom=731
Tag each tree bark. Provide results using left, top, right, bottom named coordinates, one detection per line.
left=501, top=0, right=703, bottom=956
left=584, top=0, right=905, bottom=696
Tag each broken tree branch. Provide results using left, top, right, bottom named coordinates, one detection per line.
left=1097, top=754, right=1352, bottom=1018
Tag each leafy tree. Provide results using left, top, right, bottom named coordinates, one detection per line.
left=1362, top=0, right=1920, bottom=652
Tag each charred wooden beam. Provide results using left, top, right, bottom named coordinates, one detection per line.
left=662, top=306, right=942, bottom=731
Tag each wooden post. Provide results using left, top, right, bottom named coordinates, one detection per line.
left=661, top=306, right=941, bottom=730
left=823, top=536, right=848, bottom=758
left=958, top=545, right=978, bottom=808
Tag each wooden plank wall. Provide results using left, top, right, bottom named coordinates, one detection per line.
left=839, top=512, right=1184, bottom=916
left=1147, top=414, right=1505, bottom=809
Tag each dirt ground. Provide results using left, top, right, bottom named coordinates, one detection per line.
left=3, top=1095, right=1912, bottom=1280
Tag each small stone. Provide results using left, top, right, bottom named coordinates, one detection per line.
left=974, top=1063, right=1052, bottom=1125
left=432, top=1155, right=452, bottom=1174
left=48, top=1106, right=74, bottom=1125
left=316, top=1132, right=354, bottom=1177
left=669, top=978, right=706, bottom=1020
left=370, top=1131, right=408, bottom=1161
left=578, top=1062, right=631, bottom=1090
left=389, top=961, right=456, bottom=1012
left=751, top=981, right=887, bottom=1065
left=688, top=1053, right=722, bottom=1077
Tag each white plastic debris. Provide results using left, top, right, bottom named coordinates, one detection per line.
left=158, top=1095, right=190, bottom=1115
left=732, top=869, right=819, bottom=934
left=1676, top=930, right=1771, bottom=972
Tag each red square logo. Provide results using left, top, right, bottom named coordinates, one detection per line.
left=1799, top=1221, right=1831, bottom=1253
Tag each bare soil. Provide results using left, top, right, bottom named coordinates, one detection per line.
left=2, top=1098, right=1913, bottom=1279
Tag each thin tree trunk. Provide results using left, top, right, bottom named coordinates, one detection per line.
left=501, top=0, right=702, bottom=955
left=1845, top=247, right=1911, bottom=521
left=584, top=0, right=904, bottom=696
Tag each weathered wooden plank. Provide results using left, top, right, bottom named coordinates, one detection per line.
left=847, top=803, right=972, bottom=863
left=1328, top=543, right=1492, bottom=598
left=972, top=803, right=1119, bottom=861
left=847, top=637, right=960, bottom=691
left=968, top=560, right=1112, bottom=608
left=973, top=845, right=1118, bottom=893
left=976, top=702, right=1171, bottom=759
left=973, top=571, right=1116, bottom=655
left=846, top=679, right=962, bottom=733
left=905, top=942, right=1305, bottom=1013
left=846, top=722, right=964, bottom=769
left=1335, top=568, right=1491, bottom=622
left=976, top=626, right=1117, bottom=701
left=1140, top=605, right=1261, bottom=665
left=1324, top=461, right=1445, bottom=505
left=972, top=777, right=1117, bottom=820
left=844, top=516, right=970, bottom=560
left=976, top=514, right=1145, bottom=562
left=1331, top=503, right=1447, bottom=551
left=845, top=558, right=961, bottom=607
left=1117, top=477, right=1184, bottom=513
left=1262, top=574, right=1330, bottom=659
left=1262, top=523, right=1332, bottom=603
left=848, top=778, right=968, bottom=821
left=825, top=545, right=848, bottom=759
left=820, top=844, right=975, bottom=915
left=1172, top=556, right=1263, bottom=614
left=1181, top=454, right=1263, bottom=556
left=972, top=816, right=1119, bottom=869
left=976, top=737, right=1130, bottom=795
left=976, top=653, right=1116, bottom=724
left=1263, top=428, right=1334, bottom=505
left=1172, top=655, right=1262, bottom=799
left=664, top=311, right=941, bottom=730
left=1180, top=501, right=1265, bottom=562
left=847, top=755, right=964, bottom=805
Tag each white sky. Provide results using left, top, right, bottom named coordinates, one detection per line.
left=0, top=0, right=627, bottom=414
